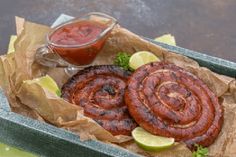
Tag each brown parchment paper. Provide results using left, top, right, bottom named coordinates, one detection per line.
left=0, top=19, right=235, bottom=157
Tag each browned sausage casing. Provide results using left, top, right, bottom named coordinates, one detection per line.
left=125, top=62, right=223, bottom=147
left=62, top=65, right=137, bottom=136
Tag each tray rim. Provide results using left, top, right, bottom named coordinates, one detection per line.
left=146, top=38, right=236, bottom=77
left=0, top=40, right=235, bottom=157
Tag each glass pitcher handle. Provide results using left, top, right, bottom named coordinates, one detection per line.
left=35, top=45, right=69, bottom=68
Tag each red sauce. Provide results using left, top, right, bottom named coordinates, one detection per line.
left=49, top=20, right=109, bottom=65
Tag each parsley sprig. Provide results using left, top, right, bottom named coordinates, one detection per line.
left=114, top=52, right=133, bottom=71
left=192, top=144, right=208, bottom=157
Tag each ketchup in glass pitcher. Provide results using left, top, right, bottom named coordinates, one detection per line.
left=45, top=13, right=117, bottom=66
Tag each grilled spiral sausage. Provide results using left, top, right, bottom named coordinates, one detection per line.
left=62, top=65, right=137, bottom=135
left=125, top=62, right=223, bottom=147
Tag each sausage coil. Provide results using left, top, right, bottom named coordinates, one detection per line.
left=62, top=65, right=137, bottom=135
left=125, top=62, right=223, bottom=147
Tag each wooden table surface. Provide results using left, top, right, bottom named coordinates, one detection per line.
left=0, top=0, right=235, bottom=62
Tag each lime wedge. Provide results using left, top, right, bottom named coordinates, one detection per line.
left=24, top=75, right=61, bottom=96
left=132, top=127, right=175, bottom=151
left=154, top=34, right=176, bottom=46
left=129, top=51, right=160, bottom=70
left=7, top=35, right=17, bottom=54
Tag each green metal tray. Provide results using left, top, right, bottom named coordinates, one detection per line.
left=0, top=41, right=235, bottom=157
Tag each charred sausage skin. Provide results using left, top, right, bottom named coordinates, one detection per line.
left=62, top=65, right=137, bottom=135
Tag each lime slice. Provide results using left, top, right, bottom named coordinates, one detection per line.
left=24, top=75, right=61, bottom=96
left=154, top=34, right=176, bottom=46
left=132, top=127, right=175, bottom=151
left=129, top=51, right=160, bottom=70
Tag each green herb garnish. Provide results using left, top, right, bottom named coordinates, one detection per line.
left=192, top=144, right=208, bottom=157
left=114, top=52, right=133, bottom=71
